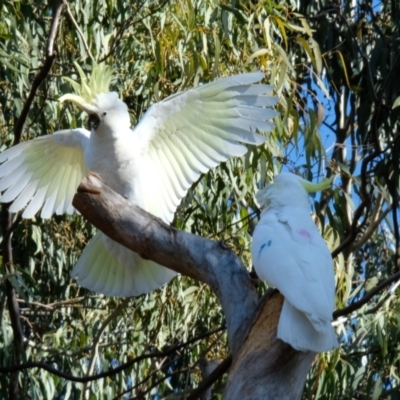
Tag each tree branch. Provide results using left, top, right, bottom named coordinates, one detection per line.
left=83, top=298, right=129, bottom=398
left=65, top=1, right=94, bottom=61
left=333, top=270, right=400, bottom=318
left=13, top=0, right=65, bottom=145
left=224, top=292, right=316, bottom=399
left=128, top=367, right=189, bottom=400
left=72, top=173, right=259, bottom=357
left=186, top=356, right=232, bottom=400
left=0, top=326, right=225, bottom=382
left=0, top=3, right=64, bottom=397
left=1, top=206, right=23, bottom=400
left=99, top=0, right=170, bottom=63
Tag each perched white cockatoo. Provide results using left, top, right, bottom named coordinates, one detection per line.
left=0, top=63, right=278, bottom=297
left=251, top=172, right=338, bottom=352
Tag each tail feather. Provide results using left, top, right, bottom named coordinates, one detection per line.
left=278, top=300, right=338, bottom=352
left=71, top=232, right=177, bottom=297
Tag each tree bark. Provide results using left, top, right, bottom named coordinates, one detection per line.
left=72, top=174, right=316, bottom=399
left=224, top=292, right=316, bottom=399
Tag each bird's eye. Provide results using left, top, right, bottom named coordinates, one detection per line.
left=102, top=112, right=107, bottom=117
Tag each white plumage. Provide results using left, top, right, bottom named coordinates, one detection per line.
left=0, top=70, right=278, bottom=297
left=251, top=172, right=338, bottom=352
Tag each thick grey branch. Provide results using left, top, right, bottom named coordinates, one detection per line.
left=72, top=174, right=258, bottom=356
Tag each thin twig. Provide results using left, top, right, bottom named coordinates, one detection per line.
left=333, top=270, right=400, bottom=318
left=0, top=214, right=22, bottom=248
left=47, top=0, right=65, bottom=56
left=127, top=368, right=189, bottom=400
left=0, top=326, right=226, bottom=382
left=350, top=204, right=392, bottom=252
left=303, top=8, right=339, bottom=20
left=186, top=356, right=232, bottom=400
left=13, top=0, right=65, bottom=145
left=0, top=274, right=17, bottom=284
left=65, top=1, right=94, bottom=61
left=99, top=0, right=170, bottom=62
left=83, top=299, right=129, bottom=398
left=112, top=356, right=173, bottom=399
left=364, top=292, right=394, bottom=316
left=113, top=328, right=226, bottom=399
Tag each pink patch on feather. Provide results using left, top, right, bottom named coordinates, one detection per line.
left=299, top=229, right=312, bottom=239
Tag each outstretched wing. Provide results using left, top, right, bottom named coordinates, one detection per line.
left=0, top=129, right=90, bottom=218
left=134, top=72, right=278, bottom=222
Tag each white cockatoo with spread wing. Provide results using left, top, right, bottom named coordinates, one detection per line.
left=0, top=63, right=278, bottom=297
left=251, top=172, right=338, bottom=352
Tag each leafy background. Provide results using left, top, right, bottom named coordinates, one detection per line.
left=0, top=0, right=399, bottom=398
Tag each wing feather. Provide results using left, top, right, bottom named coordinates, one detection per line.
left=156, top=145, right=185, bottom=202
left=232, top=94, right=278, bottom=107
left=170, top=133, right=211, bottom=172
left=164, top=137, right=200, bottom=184
left=149, top=151, right=178, bottom=215
left=2, top=173, right=34, bottom=202
left=65, top=167, right=80, bottom=215
left=23, top=186, right=48, bottom=218
left=0, top=129, right=90, bottom=218
left=0, top=161, right=28, bottom=192
left=41, top=188, right=58, bottom=219
left=71, top=232, right=177, bottom=297
left=161, top=138, right=191, bottom=192
left=135, top=72, right=278, bottom=222
left=0, top=143, right=28, bottom=163
left=9, top=180, right=39, bottom=212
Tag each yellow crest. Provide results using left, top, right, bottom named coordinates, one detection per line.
left=62, top=62, right=114, bottom=103
left=300, top=175, right=335, bottom=193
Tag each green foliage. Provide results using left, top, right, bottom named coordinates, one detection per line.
left=0, top=0, right=399, bottom=399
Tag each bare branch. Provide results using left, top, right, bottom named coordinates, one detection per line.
left=72, top=173, right=259, bottom=357
left=1, top=4, right=65, bottom=397
left=13, top=0, right=65, bottom=145
left=224, top=292, right=316, bottom=399
left=128, top=368, right=189, bottom=400
left=83, top=298, right=129, bottom=398
left=65, top=1, right=94, bottom=61
left=333, top=270, right=400, bottom=318
left=331, top=198, right=368, bottom=259
left=350, top=199, right=392, bottom=252
left=47, top=0, right=65, bottom=56
left=0, top=326, right=225, bottom=382
left=186, top=356, right=232, bottom=400
left=99, top=0, right=170, bottom=62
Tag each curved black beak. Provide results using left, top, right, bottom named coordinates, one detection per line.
left=88, top=114, right=100, bottom=131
